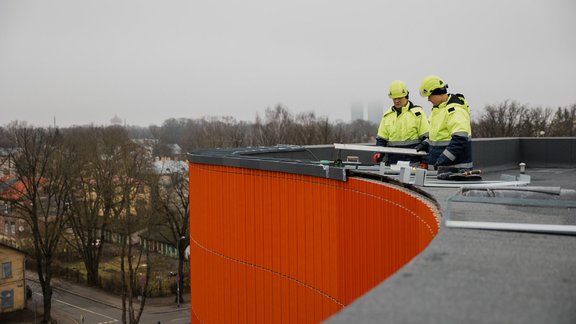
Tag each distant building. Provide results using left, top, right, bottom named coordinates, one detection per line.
left=0, top=242, right=27, bottom=314
left=140, top=228, right=180, bottom=258
left=131, top=138, right=158, bottom=160
left=0, top=178, right=29, bottom=247
left=110, top=115, right=122, bottom=126
left=0, top=149, right=18, bottom=178
left=350, top=103, right=364, bottom=122
left=367, top=102, right=384, bottom=125
left=153, top=158, right=188, bottom=175
left=166, top=144, right=183, bottom=157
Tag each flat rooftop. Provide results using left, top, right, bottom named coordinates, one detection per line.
left=328, top=166, right=576, bottom=324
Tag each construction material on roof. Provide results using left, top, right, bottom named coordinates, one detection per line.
left=445, top=186, right=576, bottom=235
left=334, top=143, right=427, bottom=156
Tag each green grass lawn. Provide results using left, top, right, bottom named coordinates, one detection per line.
left=54, top=246, right=188, bottom=297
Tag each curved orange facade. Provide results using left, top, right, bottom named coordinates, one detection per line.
left=189, top=163, right=439, bottom=323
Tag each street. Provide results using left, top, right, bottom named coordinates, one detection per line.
left=27, top=278, right=190, bottom=324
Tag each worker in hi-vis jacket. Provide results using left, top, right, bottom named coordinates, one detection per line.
left=374, top=80, right=430, bottom=165
left=416, top=75, right=474, bottom=178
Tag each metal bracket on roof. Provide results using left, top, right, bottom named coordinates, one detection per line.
left=444, top=189, right=576, bottom=235
left=422, top=174, right=531, bottom=188
left=367, top=164, right=533, bottom=188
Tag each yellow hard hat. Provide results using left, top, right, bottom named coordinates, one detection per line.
left=419, top=75, right=448, bottom=97
left=388, top=80, right=409, bottom=99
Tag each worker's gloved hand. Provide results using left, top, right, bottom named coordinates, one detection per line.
left=433, top=161, right=441, bottom=170
left=375, top=137, right=388, bottom=147
left=373, top=153, right=385, bottom=164
left=414, top=142, right=428, bottom=152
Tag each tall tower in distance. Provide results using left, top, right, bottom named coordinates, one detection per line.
left=110, top=115, right=122, bottom=126
left=367, top=101, right=384, bottom=125
left=350, top=102, right=364, bottom=122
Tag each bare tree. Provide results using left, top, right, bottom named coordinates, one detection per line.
left=548, top=104, right=576, bottom=136
left=62, top=126, right=133, bottom=287
left=253, top=105, right=294, bottom=145
left=472, top=100, right=553, bottom=138
left=198, top=117, right=234, bottom=148
left=472, top=100, right=527, bottom=137
left=109, top=139, right=155, bottom=324
left=6, top=126, right=71, bottom=323
left=150, top=163, right=189, bottom=304
left=179, top=119, right=203, bottom=151
left=156, top=118, right=188, bottom=145
left=316, top=116, right=332, bottom=144
left=341, top=119, right=377, bottom=143
left=518, top=106, right=553, bottom=137
left=0, top=126, right=12, bottom=148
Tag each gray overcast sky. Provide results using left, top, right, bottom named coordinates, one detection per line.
left=1, top=0, right=575, bottom=127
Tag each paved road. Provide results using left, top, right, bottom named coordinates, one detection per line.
left=26, top=275, right=191, bottom=324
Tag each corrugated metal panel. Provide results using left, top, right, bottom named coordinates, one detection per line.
left=189, top=162, right=439, bottom=324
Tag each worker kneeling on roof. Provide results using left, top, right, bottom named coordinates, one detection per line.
left=416, top=75, right=474, bottom=179
left=374, top=80, right=430, bottom=165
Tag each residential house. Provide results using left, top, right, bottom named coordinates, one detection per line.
left=131, top=138, right=158, bottom=160
left=0, top=178, right=28, bottom=247
left=0, top=148, right=18, bottom=178
left=140, top=228, right=179, bottom=257
left=0, top=242, right=27, bottom=314
left=139, top=158, right=188, bottom=257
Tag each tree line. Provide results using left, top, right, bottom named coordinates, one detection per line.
left=144, top=102, right=576, bottom=152
left=144, top=105, right=376, bottom=154
left=5, top=101, right=573, bottom=155
left=472, top=101, right=576, bottom=137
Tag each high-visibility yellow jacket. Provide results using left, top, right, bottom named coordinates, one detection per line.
left=426, top=94, right=473, bottom=169
left=376, top=101, right=429, bottom=147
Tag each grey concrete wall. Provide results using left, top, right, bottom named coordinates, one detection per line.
left=472, top=138, right=520, bottom=171
left=472, top=137, right=576, bottom=169
left=519, top=137, right=576, bottom=168
left=472, top=137, right=576, bottom=170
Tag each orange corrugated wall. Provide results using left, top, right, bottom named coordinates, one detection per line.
left=189, top=163, right=439, bottom=324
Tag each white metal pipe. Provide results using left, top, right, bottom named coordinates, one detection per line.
left=334, top=143, right=427, bottom=156
left=445, top=220, right=576, bottom=235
